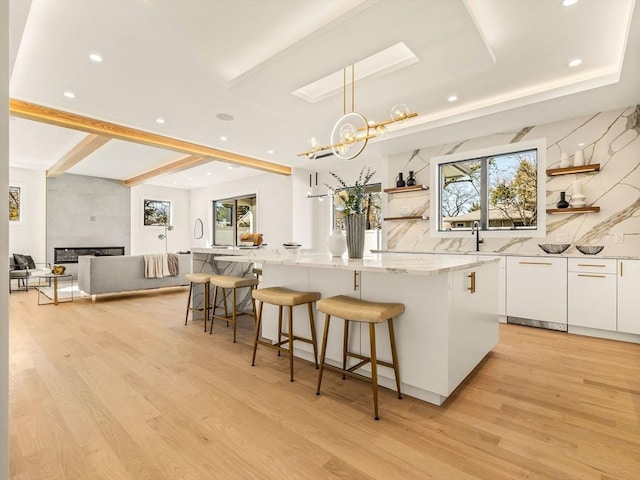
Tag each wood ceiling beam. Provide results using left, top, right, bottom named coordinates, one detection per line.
left=123, top=155, right=208, bottom=187
left=9, top=98, right=292, bottom=176
left=46, top=133, right=111, bottom=177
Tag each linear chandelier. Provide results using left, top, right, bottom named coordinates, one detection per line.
left=297, top=65, right=418, bottom=161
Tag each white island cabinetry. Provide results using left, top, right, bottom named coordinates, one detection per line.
left=218, top=252, right=500, bottom=406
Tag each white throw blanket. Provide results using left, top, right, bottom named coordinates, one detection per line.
left=143, top=254, right=171, bottom=278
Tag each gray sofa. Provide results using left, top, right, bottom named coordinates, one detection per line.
left=78, top=254, right=191, bottom=299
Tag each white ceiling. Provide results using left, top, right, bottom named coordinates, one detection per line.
left=8, top=0, right=640, bottom=189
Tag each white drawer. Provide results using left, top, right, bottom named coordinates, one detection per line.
left=568, top=258, right=616, bottom=274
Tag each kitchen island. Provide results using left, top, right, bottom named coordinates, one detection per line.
left=196, top=248, right=499, bottom=406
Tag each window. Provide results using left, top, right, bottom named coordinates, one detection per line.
left=332, top=183, right=382, bottom=231
left=9, top=186, right=21, bottom=222
left=144, top=199, right=171, bottom=226
left=431, top=139, right=546, bottom=237
left=213, top=195, right=257, bottom=246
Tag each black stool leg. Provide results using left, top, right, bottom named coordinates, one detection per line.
left=288, top=305, right=294, bottom=382
left=316, top=314, right=331, bottom=395
left=184, top=282, right=193, bottom=325
left=252, top=300, right=263, bottom=366
left=342, top=319, right=350, bottom=379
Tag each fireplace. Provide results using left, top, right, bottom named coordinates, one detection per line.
left=54, top=247, right=125, bottom=264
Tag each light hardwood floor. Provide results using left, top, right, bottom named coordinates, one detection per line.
left=8, top=287, right=640, bottom=479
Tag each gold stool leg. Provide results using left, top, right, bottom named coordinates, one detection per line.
left=184, top=282, right=193, bottom=325
left=222, top=288, right=229, bottom=326
left=288, top=305, right=294, bottom=382
left=232, top=287, right=237, bottom=343
left=369, top=322, right=379, bottom=420
left=316, top=314, right=331, bottom=395
left=307, top=302, right=319, bottom=368
left=252, top=300, right=263, bottom=366
left=388, top=318, right=402, bottom=399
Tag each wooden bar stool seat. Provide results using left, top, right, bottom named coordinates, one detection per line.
left=316, top=295, right=404, bottom=420
left=209, top=275, right=258, bottom=343
left=184, top=273, right=214, bottom=332
left=251, top=287, right=320, bottom=382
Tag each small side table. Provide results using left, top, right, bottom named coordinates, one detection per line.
left=37, top=273, right=74, bottom=306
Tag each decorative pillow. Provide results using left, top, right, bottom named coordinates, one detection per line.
left=13, top=254, right=36, bottom=270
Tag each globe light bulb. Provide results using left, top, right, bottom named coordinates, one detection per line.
left=390, top=104, right=410, bottom=122
left=307, top=151, right=317, bottom=160
left=308, top=137, right=320, bottom=151
left=340, top=123, right=356, bottom=144
left=375, top=124, right=387, bottom=136
left=336, top=143, right=350, bottom=155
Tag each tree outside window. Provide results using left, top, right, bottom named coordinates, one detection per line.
left=144, top=199, right=171, bottom=226
left=9, top=186, right=21, bottom=222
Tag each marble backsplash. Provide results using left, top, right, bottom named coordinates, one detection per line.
left=385, top=105, right=640, bottom=257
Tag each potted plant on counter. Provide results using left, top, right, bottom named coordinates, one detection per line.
left=328, top=167, right=375, bottom=259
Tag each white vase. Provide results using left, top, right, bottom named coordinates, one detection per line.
left=327, top=229, right=347, bottom=257
left=559, top=153, right=571, bottom=168
left=573, top=149, right=585, bottom=166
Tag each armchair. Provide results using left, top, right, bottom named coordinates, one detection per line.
left=9, top=254, right=52, bottom=293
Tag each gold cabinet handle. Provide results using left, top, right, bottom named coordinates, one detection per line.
left=519, top=261, right=552, bottom=265
left=577, top=274, right=606, bottom=278
left=577, top=263, right=606, bottom=268
left=620, top=262, right=624, bottom=277
left=468, top=271, right=476, bottom=294
left=353, top=270, right=359, bottom=291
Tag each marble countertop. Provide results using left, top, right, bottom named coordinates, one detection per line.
left=204, top=250, right=499, bottom=276
left=372, top=249, right=640, bottom=260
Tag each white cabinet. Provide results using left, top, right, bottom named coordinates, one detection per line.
left=568, top=259, right=617, bottom=331
left=506, top=257, right=567, bottom=329
left=618, top=260, right=640, bottom=334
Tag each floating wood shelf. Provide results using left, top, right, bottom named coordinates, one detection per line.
left=546, top=164, right=600, bottom=176
left=383, top=185, right=428, bottom=194
left=383, top=215, right=429, bottom=221
left=546, top=206, right=600, bottom=214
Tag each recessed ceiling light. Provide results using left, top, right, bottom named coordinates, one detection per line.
left=578, top=142, right=585, bottom=146
left=563, top=0, right=578, bottom=6
left=172, top=181, right=177, bottom=184
left=89, top=53, right=103, bottom=63
left=448, top=95, right=458, bottom=102
left=220, top=136, right=228, bottom=141
left=227, top=165, right=234, bottom=170
left=568, top=58, right=582, bottom=67
left=216, top=113, right=234, bottom=121
left=206, top=172, right=211, bottom=176
left=156, top=118, right=165, bottom=124
left=268, top=149, right=274, bottom=154
left=188, top=177, right=193, bottom=181
left=63, top=91, right=75, bottom=98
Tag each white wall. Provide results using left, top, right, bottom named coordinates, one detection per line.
left=1, top=1, right=10, bottom=477
left=130, top=184, right=191, bottom=254
left=190, top=172, right=292, bottom=249
left=8, top=167, right=46, bottom=261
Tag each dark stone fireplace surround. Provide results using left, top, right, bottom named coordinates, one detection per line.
left=54, top=247, right=125, bottom=264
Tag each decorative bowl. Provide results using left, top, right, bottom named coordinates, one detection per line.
left=538, top=244, right=570, bottom=254
left=576, top=245, right=604, bottom=255
left=51, top=265, right=66, bottom=275
left=400, top=206, right=413, bottom=217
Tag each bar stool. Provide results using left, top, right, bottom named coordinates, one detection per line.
left=315, top=295, right=404, bottom=420
left=251, top=287, right=320, bottom=382
left=209, top=275, right=259, bottom=343
left=184, top=273, right=214, bottom=332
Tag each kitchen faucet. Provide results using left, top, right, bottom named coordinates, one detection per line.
left=472, top=221, right=484, bottom=252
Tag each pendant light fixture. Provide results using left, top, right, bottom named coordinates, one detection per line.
left=298, top=64, right=418, bottom=161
